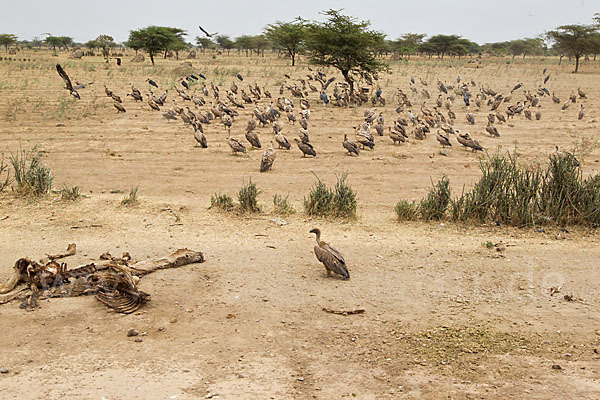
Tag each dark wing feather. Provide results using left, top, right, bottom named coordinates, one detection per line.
left=322, top=77, right=335, bottom=91
left=56, top=64, right=73, bottom=91
left=314, top=243, right=349, bottom=279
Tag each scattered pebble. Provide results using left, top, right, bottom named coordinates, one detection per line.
left=134, top=338, right=143, bottom=343
left=0, top=368, right=8, bottom=374
left=127, top=329, right=139, bottom=337
left=551, top=364, right=562, bottom=370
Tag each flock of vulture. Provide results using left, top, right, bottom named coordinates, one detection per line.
left=53, top=60, right=591, bottom=280
left=56, top=61, right=589, bottom=177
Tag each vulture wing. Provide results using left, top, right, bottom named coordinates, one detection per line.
left=56, top=63, right=73, bottom=92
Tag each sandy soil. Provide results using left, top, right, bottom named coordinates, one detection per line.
left=0, top=51, right=599, bottom=399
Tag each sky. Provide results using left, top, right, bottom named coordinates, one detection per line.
left=1, top=0, right=597, bottom=45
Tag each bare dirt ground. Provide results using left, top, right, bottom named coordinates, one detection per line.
left=0, top=51, right=599, bottom=399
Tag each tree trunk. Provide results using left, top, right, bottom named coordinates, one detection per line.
left=164, top=49, right=168, bottom=59
left=291, top=52, right=295, bottom=66
left=559, top=55, right=563, bottom=65
left=574, top=55, right=580, bottom=73
left=150, top=53, right=155, bottom=65
left=341, top=69, right=354, bottom=98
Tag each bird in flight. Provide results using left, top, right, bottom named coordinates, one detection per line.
left=199, top=25, right=218, bottom=38
left=56, top=64, right=80, bottom=99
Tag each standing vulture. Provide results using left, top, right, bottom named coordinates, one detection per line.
left=260, top=143, right=276, bottom=172
left=309, top=228, right=350, bottom=280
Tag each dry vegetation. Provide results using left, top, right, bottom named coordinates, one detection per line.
left=0, top=50, right=599, bottom=399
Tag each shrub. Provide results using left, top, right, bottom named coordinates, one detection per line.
left=10, top=147, right=53, bottom=197
left=419, top=176, right=450, bottom=220
left=121, top=187, right=139, bottom=206
left=332, top=172, right=357, bottom=219
left=304, top=178, right=334, bottom=217
left=273, top=194, right=295, bottom=215
left=60, top=185, right=81, bottom=201
left=401, top=151, right=600, bottom=227
left=0, top=156, right=11, bottom=192
left=395, top=200, right=419, bottom=221
left=210, top=192, right=234, bottom=212
left=238, top=179, right=261, bottom=213
left=304, top=173, right=357, bottom=219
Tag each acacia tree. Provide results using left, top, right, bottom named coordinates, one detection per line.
left=235, top=35, right=254, bottom=56
left=546, top=25, right=598, bottom=73
left=264, top=18, right=306, bottom=66
left=0, top=34, right=17, bottom=51
left=94, top=35, right=116, bottom=61
left=305, top=9, right=388, bottom=96
left=195, top=37, right=215, bottom=53
left=126, top=26, right=185, bottom=65
left=125, top=30, right=144, bottom=55
left=215, top=35, right=234, bottom=54
left=393, top=33, right=425, bottom=58
left=45, top=36, right=63, bottom=51
left=165, top=27, right=187, bottom=59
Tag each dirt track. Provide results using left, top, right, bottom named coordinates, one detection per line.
left=0, top=52, right=599, bottom=399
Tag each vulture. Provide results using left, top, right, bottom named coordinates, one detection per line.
left=388, top=127, right=405, bottom=144
left=147, top=78, right=158, bottom=88
left=294, top=138, right=316, bottom=157
left=227, top=133, right=246, bottom=155
left=56, top=64, right=80, bottom=99
left=194, top=131, right=207, bottom=148
left=260, top=143, right=276, bottom=172
left=309, top=228, right=350, bottom=280
left=113, top=102, right=126, bottom=113
left=298, top=128, right=310, bottom=144
left=436, top=132, right=451, bottom=147
left=245, top=131, right=262, bottom=149
left=274, top=133, right=291, bottom=150
left=198, top=25, right=218, bottom=38
left=343, top=134, right=359, bottom=156
left=578, top=105, right=585, bottom=120
left=486, top=123, right=499, bottom=137
left=457, top=132, right=483, bottom=151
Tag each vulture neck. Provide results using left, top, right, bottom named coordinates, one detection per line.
left=313, top=230, right=321, bottom=243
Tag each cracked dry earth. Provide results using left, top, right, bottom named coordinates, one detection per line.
left=0, top=53, right=600, bottom=399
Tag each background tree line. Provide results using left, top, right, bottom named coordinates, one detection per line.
left=1, top=11, right=599, bottom=72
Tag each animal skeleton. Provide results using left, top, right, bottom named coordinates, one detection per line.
left=0, top=245, right=204, bottom=314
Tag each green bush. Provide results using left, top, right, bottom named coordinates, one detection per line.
left=332, top=172, right=357, bottom=219
left=304, top=173, right=357, bottom=219
left=10, top=146, right=53, bottom=197
left=395, top=200, right=419, bottom=221
left=304, top=179, right=334, bottom=217
left=273, top=194, right=295, bottom=215
left=420, top=176, right=451, bottom=220
left=398, top=151, right=600, bottom=227
left=238, top=179, right=261, bottom=213
left=210, top=192, right=234, bottom=212
left=0, top=156, right=10, bottom=193
left=60, top=185, right=81, bottom=201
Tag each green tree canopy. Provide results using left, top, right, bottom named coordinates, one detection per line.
left=0, top=34, right=17, bottom=51
left=546, top=24, right=599, bottom=72
left=264, top=18, right=306, bottom=66
left=126, top=26, right=187, bottom=65
left=195, top=37, right=215, bottom=52
left=393, top=33, right=426, bottom=57
left=235, top=35, right=254, bottom=56
left=215, top=35, right=235, bottom=54
left=44, top=36, right=73, bottom=51
left=304, top=9, right=388, bottom=96
left=94, top=34, right=116, bottom=61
